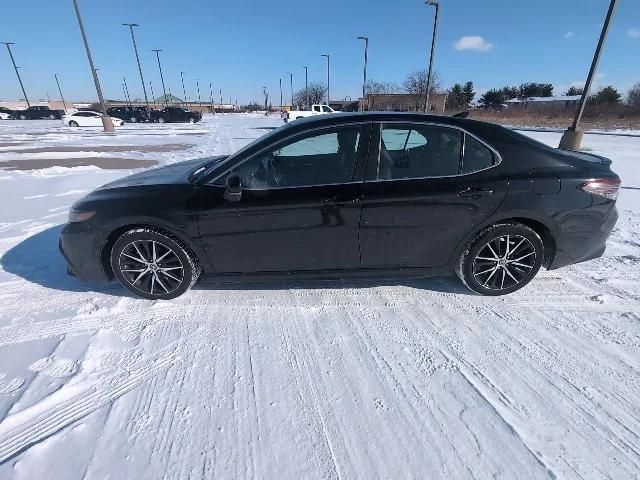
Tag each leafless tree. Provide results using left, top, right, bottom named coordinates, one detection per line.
left=365, top=80, right=401, bottom=95
left=403, top=70, right=441, bottom=111
left=628, top=83, right=640, bottom=110
left=293, top=82, right=327, bottom=110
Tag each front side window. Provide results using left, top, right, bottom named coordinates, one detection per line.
left=378, top=124, right=462, bottom=180
left=219, top=126, right=361, bottom=189
left=322, top=106, right=332, bottom=113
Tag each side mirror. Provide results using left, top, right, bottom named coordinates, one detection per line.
left=223, top=174, right=242, bottom=202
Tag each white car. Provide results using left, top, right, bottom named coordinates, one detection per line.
left=282, top=104, right=335, bottom=123
left=0, top=112, right=11, bottom=120
left=62, top=110, right=124, bottom=128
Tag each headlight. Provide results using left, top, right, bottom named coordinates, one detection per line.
left=68, top=209, right=96, bottom=223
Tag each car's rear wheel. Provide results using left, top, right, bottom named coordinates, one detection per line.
left=157, top=117, right=166, bottom=123
left=130, top=117, right=137, bottom=123
left=111, top=229, right=201, bottom=300
left=68, top=120, right=79, bottom=127
left=456, top=223, right=543, bottom=296
left=19, top=114, right=26, bottom=120
left=189, top=117, right=195, bottom=123
left=49, top=114, right=56, bottom=120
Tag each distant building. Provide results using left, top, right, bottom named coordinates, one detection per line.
left=363, top=93, right=447, bottom=113
left=153, top=93, right=184, bottom=105
left=506, top=95, right=581, bottom=110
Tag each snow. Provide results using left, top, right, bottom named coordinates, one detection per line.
left=0, top=115, right=639, bottom=479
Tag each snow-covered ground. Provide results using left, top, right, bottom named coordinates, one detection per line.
left=0, top=115, right=638, bottom=479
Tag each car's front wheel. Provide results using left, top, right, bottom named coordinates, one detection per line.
left=68, top=120, right=79, bottom=127
left=456, top=223, right=544, bottom=296
left=157, top=117, right=166, bottom=123
left=130, top=117, right=137, bottom=123
left=111, top=228, right=201, bottom=300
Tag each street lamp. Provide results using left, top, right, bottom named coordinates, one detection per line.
left=149, top=80, right=155, bottom=106
left=209, top=82, right=215, bottom=114
left=180, top=72, right=187, bottom=107
left=357, top=36, right=369, bottom=111
left=152, top=49, right=168, bottom=106
left=423, top=0, right=440, bottom=113
left=71, top=0, right=113, bottom=132
left=54, top=74, right=67, bottom=113
left=123, top=76, right=132, bottom=107
left=279, top=78, right=283, bottom=110
left=303, top=65, right=308, bottom=109
left=2, top=42, right=30, bottom=108
left=321, top=54, right=330, bottom=105
left=196, top=78, right=202, bottom=110
left=287, top=72, right=293, bottom=107
left=559, top=0, right=618, bottom=150
left=122, top=23, right=149, bottom=110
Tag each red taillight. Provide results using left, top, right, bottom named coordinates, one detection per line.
left=579, top=178, right=621, bottom=200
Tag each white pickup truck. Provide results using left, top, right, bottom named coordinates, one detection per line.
left=282, top=104, right=335, bottom=122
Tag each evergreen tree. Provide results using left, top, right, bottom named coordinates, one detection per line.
left=446, top=83, right=465, bottom=110
left=462, top=81, right=475, bottom=105
left=564, top=86, right=584, bottom=96
left=628, top=83, right=640, bottom=109
left=591, top=86, right=621, bottom=104
left=479, top=89, right=506, bottom=107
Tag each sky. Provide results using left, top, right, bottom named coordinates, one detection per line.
left=0, top=0, right=638, bottom=105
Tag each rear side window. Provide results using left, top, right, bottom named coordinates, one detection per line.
left=378, top=124, right=462, bottom=180
left=462, top=136, right=495, bottom=173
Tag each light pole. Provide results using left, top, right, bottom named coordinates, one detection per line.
left=423, top=0, right=439, bottom=113
left=122, top=83, right=128, bottom=105
left=122, top=23, right=149, bottom=110
left=149, top=80, right=155, bottom=106
left=123, top=76, right=132, bottom=107
left=287, top=72, right=294, bottom=108
left=279, top=78, right=283, bottom=110
left=321, top=54, right=330, bottom=105
left=209, top=82, right=215, bottom=114
left=196, top=79, right=202, bottom=111
left=559, top=0, right=618, bottom=150
left=303, top=65, right=308, bottom=109
left=152, top=49, right=168, bottom=106
left=357, top=36, right=369, bottom=111
left=219, top=88, right=223, bottom=112
left=2, top=42, right=30, bottom=108
left=180, top=72, right=187, bottom=107
left=54, top=74, right=67, bottom=112
left=71, top=0, right=113, bottom=132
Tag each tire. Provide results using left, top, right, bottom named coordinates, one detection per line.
left=19, top=114, right=26, bottom=120
left=110, top=228, right=201, bottom=300
left=49, top=114, right=56, bottom=120
left=130, top=117, right=137, bottom=123
left=456, top=223, right=544, bottom=296
left=157, top=117, right=166, bottom=123
left=68, top=120, right=79, bottom=127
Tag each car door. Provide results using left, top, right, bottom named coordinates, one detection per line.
left=195, top=122, right=370, bottom=273
left=359, top=122, right=508, bottom=269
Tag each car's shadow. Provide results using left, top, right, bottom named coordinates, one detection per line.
left=1, top=225, right=471, bottom=297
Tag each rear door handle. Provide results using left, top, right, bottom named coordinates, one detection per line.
left=458, top=187, right=495, bottom=198
left=323, top=196, right=359, bottom=206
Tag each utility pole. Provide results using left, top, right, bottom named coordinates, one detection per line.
left=220, top=88, right=223, bottom=112
left=209, top=82, right=215, bottom=114
left=279, top=78, right=283, bottom=110
left=152, top=49, right=167, bottom=106
left=321, top=54, right=330, bottom=105
left=2, top=42, right=30, bottom=108
left=357, top=36, right=369, bottom=111
left=287, top=72, right=294, bottom=108
left=122, top=23, right=149, bottom=110
left=71, top=0, right=113, bottom=132
left=559, top=0, right=618, bottom=150
left=54, top=73, right=67, bottom=112
left=423, top=0, right=440, bottom=113
left=303, top=65, right=308, bottom=109
left=180, top=71, right=187, bottom=107
left=122, top=83, right=128, bottom=105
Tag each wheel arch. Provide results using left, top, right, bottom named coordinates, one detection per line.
left=100, top=223, right=202, bottom=280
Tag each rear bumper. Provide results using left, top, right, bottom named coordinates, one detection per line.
left=549, top=203, right=618, bottom=270
left=59, top=222, right=110, bottom=283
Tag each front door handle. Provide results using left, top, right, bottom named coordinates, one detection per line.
left=458, top=187, right=495, bottom=198
left=323, top=196, right=359, bottom=207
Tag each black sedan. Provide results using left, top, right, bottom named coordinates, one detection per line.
left=150, top=107, right=202, bottom=123
left=60, top=112, right=620, bottom=299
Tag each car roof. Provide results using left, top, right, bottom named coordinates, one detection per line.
left=286, top=111, right=508, bottom=138
left=71, top=110, right=101, bottom=115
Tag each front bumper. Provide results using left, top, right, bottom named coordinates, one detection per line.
left=59, top=222, right=111, bottom=283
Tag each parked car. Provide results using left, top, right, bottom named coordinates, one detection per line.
left=60, top=112, right=620, bottom=299
left=150, top=107, right=201, bottom=123
left=62, top=110, right=124, bottom=128
left=0, top=107, right=14, bottom=120
left=14, top=105, right=65, bottom=120
left=106, top=106, right=149, bottom=123
left=283, top=104, right=335, bottom=122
